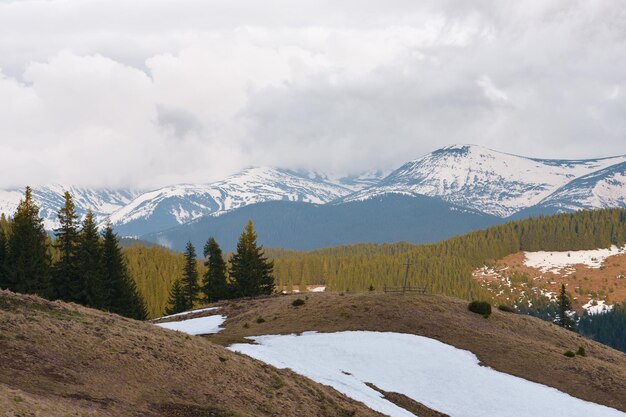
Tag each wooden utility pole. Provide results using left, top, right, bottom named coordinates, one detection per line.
left=402, top=257, right=411, bottom=293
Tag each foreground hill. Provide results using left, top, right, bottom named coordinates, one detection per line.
left=0, top=290, right=380, bottom=417
left=203, top=292, right=626, bottom=413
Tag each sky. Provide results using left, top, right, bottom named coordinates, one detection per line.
left=1, top=0, right=625, bottom=189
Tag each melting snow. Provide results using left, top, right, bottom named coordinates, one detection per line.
left=155, top=314, right=226, bottom=335
left=154, top=306, right=221, bottom=320
left=523, top=246, right=626, bottom=273
left=582, top=300, right=613, bottom=315
left=230, top=331, right=625, bottom=417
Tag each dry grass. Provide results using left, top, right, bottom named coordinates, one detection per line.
left=475, top=251, right=626, bottom=309
left=207, top=291, right=626, bottom=412
left=0, top=290, right=382, bottom=417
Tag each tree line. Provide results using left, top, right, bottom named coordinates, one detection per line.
left=268, top=208, right=626, bottom=299
left=0, top=187, right=147, bottom=319
left=164, top=220, right=275, bottom=315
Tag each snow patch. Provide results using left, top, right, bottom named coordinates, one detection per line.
left=230, top=331, right=626, bottom=417
left=155, top=314, right=226, bottom=335
left=154, top=306, right=220, bottom=320
left=582, top=300, right=613, bottom=315
left=523, top=246, right=626, bottom=273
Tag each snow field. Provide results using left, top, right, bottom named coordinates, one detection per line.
left=523, top=246, right=626, bottom=273
left=230, top=331, right=626, bottom=417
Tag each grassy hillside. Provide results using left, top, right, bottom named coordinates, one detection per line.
left=270, top=208, right=626, bottom=296
left=125, top=208, right=626, bottom=317
left=204, top=291, right=626, bottom=412
left=0, top=290, right=381, bottom=417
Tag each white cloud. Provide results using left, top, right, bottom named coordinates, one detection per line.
left=0, top=0, right=625, bottom=188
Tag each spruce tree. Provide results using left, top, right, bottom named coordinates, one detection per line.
left=101, top=223, right=147, bottom=320
left=77, top=211, right=105, bottom=308
left=52, top=192, right=82, bottom=302
left=0, top=229, right=7, bottom=290
left=557, top=284, right=575, bottom=330
left=230, top=220, right=275, bottom=297
left=6, top=187, right=52, bottom=298
left=202, top=237, right=229, bottom=302
left=181, top=241, right=199, bottom=310
left=165, top=279, right=187, bottom=315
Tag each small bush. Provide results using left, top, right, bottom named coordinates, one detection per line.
left=368, top=284, right=375, bottom=292
left=468, top=301, right=492, bottom=318
left=243, top=323, right=250, bottom=329
left=256, top=317, right=265, bottom=324
left=292, top=298, right=305, bottom=307
left=498, top=304, right=515, bottom=313
left=576, top=346, right=586, bottom=357
left=564, top=350, right=576, bottom=358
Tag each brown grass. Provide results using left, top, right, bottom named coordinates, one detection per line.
left=0, top=290, right=382, bottom=417
left=207, top=291, right=626, bottom=412
left=475, top=251, right=626, bottom=309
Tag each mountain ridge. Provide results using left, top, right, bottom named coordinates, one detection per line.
left=1, top=144, right=625, bottom=238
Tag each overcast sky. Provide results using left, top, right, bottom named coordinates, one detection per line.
left=1, top=0, right=625, bottom=189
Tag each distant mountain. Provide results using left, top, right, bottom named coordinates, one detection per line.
left=2, top=145, right=626, bottom=244
left=0, top=186, right=140, bottom=230
left=343, top=145, right=626, bottom=217
left=106, top=167, right=353, bottom=236
left=143, top=194, right=501, bottom=251
left=532, top=161, right=626, bottom=212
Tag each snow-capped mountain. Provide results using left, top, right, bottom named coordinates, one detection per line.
left=105, top=167, right=353, bottom=236
left=534, top=161, right=626, bottom=212
left=343, top=145, right=626, bottom=217
left=2, top=145, right=626, bottom=240
left=0, top=186, right=140, bottom=230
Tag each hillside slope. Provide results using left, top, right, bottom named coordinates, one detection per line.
left=144, top=194, right=501, bottom=251
left=205, top=292, right=626, bottom=412
left=0, top=290, right=381, bottom=417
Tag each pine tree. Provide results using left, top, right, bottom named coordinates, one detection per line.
left=181, top=241, right=199, bottom=310
left=101, top=223, right=147, bottom=320
left=77, top=211, right=105, bottom=308
left=230, top=220, right=275, bottom=297
left=51, top=192, right=82, bottom=302
left=165, top=279, right=187, bottom=315
left=6, top=187, right=52, bottom=298
left=557, top=284, right=575, bottom=330
left=202, top=237, right=229, bottom=302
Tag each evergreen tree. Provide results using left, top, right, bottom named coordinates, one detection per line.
left=5, top=187, right=52, bottom=298
left=557, top=284, right=575, bottom=330
left=230, top=220, right=275, bottom=297
left=77, top=211, right=105, bottom=308
left=181, top=241, right=199, bottom=310
left=0, top=228, right=7, bottom=290
left=202, top=237, right=229, bottom=302
left=51, top=192, right=82, bottom=302
left=165, top=279, right=187, bottom=315
left=101, top=223, right=147, bottom=320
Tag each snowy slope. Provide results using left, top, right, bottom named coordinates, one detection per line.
left=230, top=331, right=626, bottom=417
left=0, top=186, right=140, bottom=230
left=106, top=167, right=352, bottom=236
left=343, top=145, right=626, bottom=217
left=534, top=161, right=626, bottom=212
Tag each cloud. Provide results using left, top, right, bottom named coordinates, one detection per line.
left=0, top=0, right=625, bottom=189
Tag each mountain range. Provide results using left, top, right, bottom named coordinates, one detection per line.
left=1, top=144, right=625, bottom=250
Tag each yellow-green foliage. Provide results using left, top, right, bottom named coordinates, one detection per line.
left=124, top=209, right=626, bottom=318
left=270, top=209, right=626, bottom=299
left=124, top=245, right=206, bottom=318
